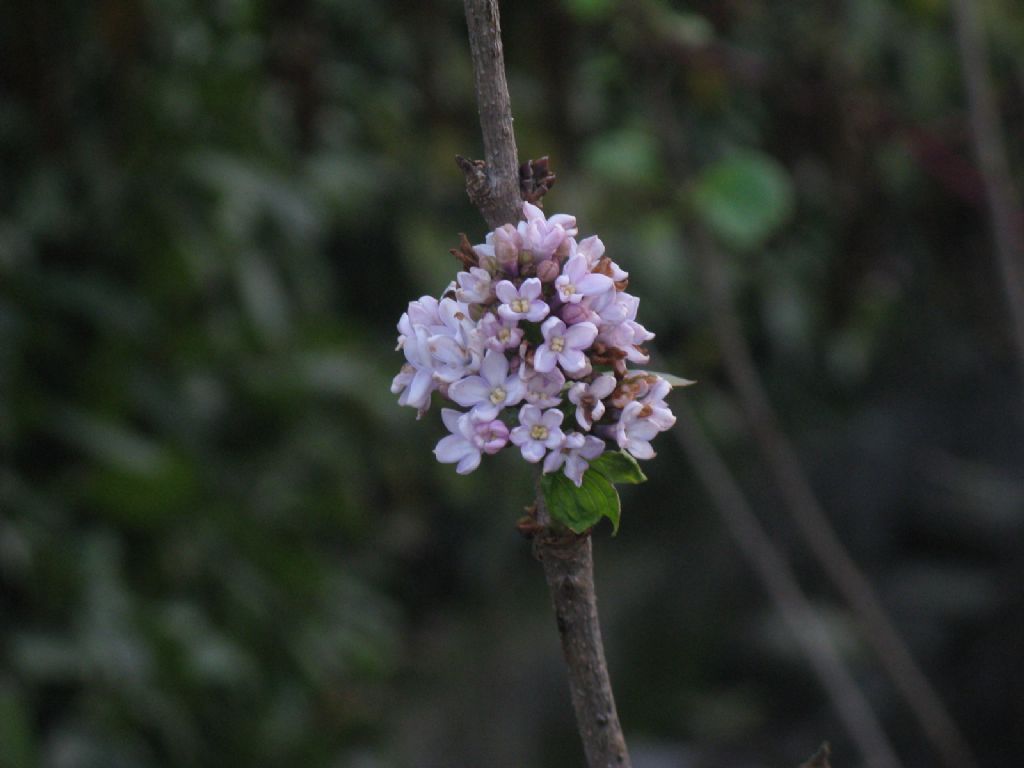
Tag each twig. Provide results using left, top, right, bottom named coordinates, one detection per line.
left=533, top=500, right=631, bottom=767
left=692, top=230, right=980, bottom=768
left=460, top=1, right=631, bottom=764
left=671, top=402, right=902, bottom=768
left=460, top=0, right=522, bottom=229
left=951, top=0, right=1024, bottom=383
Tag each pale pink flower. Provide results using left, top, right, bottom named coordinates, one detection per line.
left=534, top=317, right=598, bottom=374
left=543, top=432, right=606, bottom=486
left=496, top=278, right=549, bottom=322
left=434, top=409, right=509, bottom=474
left=510, top=405, right=565, bottom=463
left=555, top=253, right=614, bottom=304
left=448, top=350, right=525, bottom=420
left=567, top=373, right=617, bottom=430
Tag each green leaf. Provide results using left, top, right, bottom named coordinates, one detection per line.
left=589, top=450, right=647, bottom=485
left=541, top=470, right=621, bottom=535
left=690, top=151, right=794, bottom=252
left=647, top=371, right=697, bottom=388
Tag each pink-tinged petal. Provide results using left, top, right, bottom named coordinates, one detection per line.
left=520, top=278, right=542, bottom=300
left=540, top=316, right=564, bottom=339
left=547, top=213, right=577, bottom=234
left=564, top=455, right=588, bottom=487
left=523, top=201, right=545, bottom=222
left=564, top=322, right=598, bottom=349
left=497, top=305, right=520, bottom=321
left=407, top=368, right=434, bottom=407
left=541, top=408, right=564, bottom=430
left=480, top=350, right=509, bottom=385
left=576, top=272, right=614, bottom=297
left=521, top=441, right=547, bottom=463
left=518, top=404, right=542, bottom=427
left=580, top=436, right=605, bottom=460
left=441, top=408, right=463, bottom=433
left=470, top=402, right=500, bottom=421
left=543, top=450, right=565, bottom=474
left=456, top=451, right=482, bottom=474
left=577, top=235, right=604, bottom=265
left=625, top=439, right=655, bottom=460
left=591, top=374, right=617, bottom=399
left=435, top=435, right=474, bottom=464
left=533, top=345, right=558, bottom=374
left=565, top=254, right=588, bottom=282
left=558, top=348, right=586, bottom=373
left=503, top=377, right=527, bottom=406
left=448, top=376, right=491, bottom=407
left=543, top=427, right=565, bottom=449
left=495, top=280, right=518, bottom=304
left=525, top=302, right=550, bottom=322
left=509, top=425, right=530, bottom=446
left=575, top=408, right=590, bottom=430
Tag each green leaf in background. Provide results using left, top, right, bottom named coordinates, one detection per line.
left=647, top=371, right=697, bottom=388
left=589, top=450, right=648, bottom=485
left=541, top=469, right=622, bottom=534
left=690, top=151, right=795, bottom=252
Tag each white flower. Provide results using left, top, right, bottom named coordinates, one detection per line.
left=567, top=373, right=617, bottom=430
left=448, top=350, right=525, bottom=420
left=543, top=432, right=605, bottom=486
left=495, top=278, right=549, bottom=322
left=434, top=409, right=509, bottom=474
left=555, top=253, right=614, bottom=304
left=534, top=317, right=598, bottom=374
left=510, top=405, right=565, bottom=463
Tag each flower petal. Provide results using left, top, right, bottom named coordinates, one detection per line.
left=521, top=440, right=547, bottom=463
left=435, top=435, right=474, bottom=464
left=447, top=376, right=491, bottom=407
left=480, top=350, right=509, bottom=385
left=520, top=278, right=542, bottom=300
left=456, top=451, right=482, bottom=474
left=564, top=322, right=598, bottom=350
left=533, top=344, right=558, bottom=374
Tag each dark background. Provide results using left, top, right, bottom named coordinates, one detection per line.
left=2, top=0, right=1023, bottom=766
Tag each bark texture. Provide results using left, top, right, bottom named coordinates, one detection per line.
left=533, top=529, right=631, bottom=768
left=459, top=2, right=632, bottom=764
left=461, top=0, right=521, bottom=229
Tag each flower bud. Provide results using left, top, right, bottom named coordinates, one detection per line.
left=560, top=303, right=591, bottom=325
left=536, top=258, right=560, bottom=283
left=494, top=224, right=520, bottom=276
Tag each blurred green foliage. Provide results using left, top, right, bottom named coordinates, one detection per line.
left=2, top=0, right=1023, bottom=766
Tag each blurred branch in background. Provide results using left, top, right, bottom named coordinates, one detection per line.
left=672, top=401, right=901, bottom=768
left=951, top=0, right=1024, bottom=390
left=639, top=3, right=981, bottom=762
left=690, top=228, right=980, bottom=768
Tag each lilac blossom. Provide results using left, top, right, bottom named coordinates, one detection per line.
left=434, top=408, right=509, bottom=474
left=555, top=253, right=614, bottom=304
left=543, top=432, right=606, bottom=486
left=395, top=201, right=684, bottom=480
left=567, top=373, right=617, bottom=430
left=478, top=313, right=524, bottom=352
left=521, top=366, right=565, bottom=408
left=455, top=267, right=493, bottom=304
left=510, top=405, right=565, bottom=463
left=534, top=317, right=598, bottom=374
left=496, top=278, right=549, bottom=322
left=448, top=350, right=525, bottom=420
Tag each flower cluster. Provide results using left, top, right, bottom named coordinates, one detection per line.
left=392, top=202, right=679, bottom=486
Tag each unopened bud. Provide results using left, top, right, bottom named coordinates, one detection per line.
left=560, top=303, right=590, bottom=325
left=536, top=259, right=560, bottom=283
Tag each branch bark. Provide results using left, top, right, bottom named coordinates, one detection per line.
left=461, top=0, right=522, bottom=229
left=460, top=1, right=631, bottom=764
